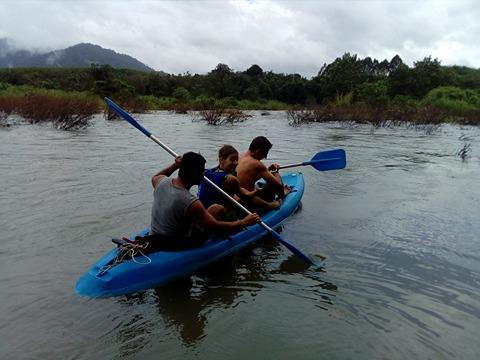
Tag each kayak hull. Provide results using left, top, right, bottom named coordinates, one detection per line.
left=75, top=172, right=304, bottom=297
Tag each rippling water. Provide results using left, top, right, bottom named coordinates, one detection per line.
left=1, top=112, right=479, bottom=359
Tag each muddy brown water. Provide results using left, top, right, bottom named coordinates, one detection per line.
left=1, top=112, right=479, bottom=359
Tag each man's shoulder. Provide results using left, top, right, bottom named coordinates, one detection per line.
left=153, top=174, right=168, bottom=189
left=240, top=154, right=262, bottom=166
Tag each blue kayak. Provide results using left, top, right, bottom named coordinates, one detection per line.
left=75, top=172, right=304, bottom=297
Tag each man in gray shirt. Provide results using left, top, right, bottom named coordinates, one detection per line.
left=150, top=152, right=259, bottom=249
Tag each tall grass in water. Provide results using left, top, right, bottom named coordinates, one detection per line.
left=0, top=86, right=100, bottom=130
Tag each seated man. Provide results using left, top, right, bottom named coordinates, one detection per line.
left=148, top=151, right=260, bottom=251
left=198, top=144, right=257, bottom=219
left=236, top=136, right=289, bottom=212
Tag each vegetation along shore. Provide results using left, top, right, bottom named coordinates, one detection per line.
left=1, top=53, right=479, bottom=130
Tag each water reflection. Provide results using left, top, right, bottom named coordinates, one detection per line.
left=112, top=235, right=336, bottom=351
left=150, top=239, right=282, bottom=347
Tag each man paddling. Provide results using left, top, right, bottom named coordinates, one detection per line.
left=149, top=152, right=260, bottom=250
left=236, top=136, right=290, bottom=212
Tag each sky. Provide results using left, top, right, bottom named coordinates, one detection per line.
left=0, top=0, right=479, bottom=77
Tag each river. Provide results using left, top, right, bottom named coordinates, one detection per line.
left=1, top=112, right=479, bottom=359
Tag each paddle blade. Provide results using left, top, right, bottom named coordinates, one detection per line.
left=269, top=230, right=318, bottom=266
left=104, top=97, right=152, bottom=137
left=308, top=149, right=346, bottom=171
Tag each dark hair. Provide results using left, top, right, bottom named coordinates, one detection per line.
left=218, top=144, right=238, bottom=160
left=248, top=136, right=272, bottom=153
left=179, top=152, right=206, bottom=182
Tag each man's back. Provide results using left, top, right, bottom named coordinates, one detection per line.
left=151, top=177, right=197, bottom=236
left=236, top=152, right=262, bottom=191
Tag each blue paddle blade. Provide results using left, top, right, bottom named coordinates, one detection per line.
left=306, top=149, right=346, bottom=171
left=105, top=97, right=152, bottom=137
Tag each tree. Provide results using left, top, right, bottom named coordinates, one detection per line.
left=245, top=64, right=263, bottom=77
left=411, top=56, right=450, bottom=97
left=388, top=63, right=416, bottom=98
left=278, top=75, right=308, bottom=104
left=312, top=53, right=367, bottom=102
left=355, top=80, right=389, bottom=106
left=388, top=55, right=404, bottom=74
left=172, top=86, right=191, bottom=102
left=206, top=63, right=235, bottom=98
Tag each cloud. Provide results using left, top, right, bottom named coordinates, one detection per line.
left=0, top=0, right=478, bottom=77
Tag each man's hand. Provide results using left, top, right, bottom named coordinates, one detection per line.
left=268, top=163, right=280, bottom=173
left=241, top=213, right=261, bottom=226
left=174, top=155, right=182, bottom=168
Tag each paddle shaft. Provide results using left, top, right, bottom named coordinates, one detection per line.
left=279, top=157, right=342, bottom=170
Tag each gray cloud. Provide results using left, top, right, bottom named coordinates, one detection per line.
left=0, top=0, right=478, bottom=77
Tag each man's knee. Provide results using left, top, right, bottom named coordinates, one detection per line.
left=207, top=204, right=226, bottom=220
left=223, top=176, right=239, bottom=194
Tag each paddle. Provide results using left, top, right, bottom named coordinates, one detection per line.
left=278, top=149, right=346, bottom=172
left=104, top=97, right=317, bottom=266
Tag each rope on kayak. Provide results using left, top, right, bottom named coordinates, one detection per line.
left=97, top=241, right=152, bottom=276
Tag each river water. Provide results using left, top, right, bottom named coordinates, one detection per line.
left=1, top=112, right=479, bottom=359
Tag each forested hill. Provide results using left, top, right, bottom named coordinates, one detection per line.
left=0, top=42, right=154, bottom=72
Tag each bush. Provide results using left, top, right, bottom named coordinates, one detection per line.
left=334, top=92, right=353, bottom=106
left=391, top=95, right=419, bottom=108
left=355, top=80, right=389, bottom=106
left=172, top=87, right=191, bottom=102
left=0, top=93, right=100, bottom=130
left=193, top=95, right=216, bottom=110
left=195, top=108, right=250, bottom=125
left=139, top=95, right=176, bottom=110
left=422, top=86, right=480, bottom=115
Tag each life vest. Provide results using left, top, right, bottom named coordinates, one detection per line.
left=198, top=167, right=229, bottom=208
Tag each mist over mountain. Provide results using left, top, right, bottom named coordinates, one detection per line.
left=0, top=40, right=154, bottom=72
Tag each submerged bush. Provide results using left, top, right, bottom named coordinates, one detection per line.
left=0, top=93, right=100, bottom=130
left=287, top=103, right=450, bottom=128
left=0, top=111, right=8, bottom=127
left=194, top=108, right=251, bottom=125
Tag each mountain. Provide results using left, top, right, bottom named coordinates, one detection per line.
left=0, top=41, right=155, bottom=72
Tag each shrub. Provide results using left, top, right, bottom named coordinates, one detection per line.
left=422, top=86, right=480, bottom=115
left=334, top=92, right=353, bottom=106
left=139, top=95, right=176, bottom=110
left=193, top=95, right=216, bottom=110
left=0, top=93, right=100, bottom=130
left=172, top=87, right=191, bottom=102
left=355, top=80, right=389, bottom=106
left=195, top=108, right=250, bottom=125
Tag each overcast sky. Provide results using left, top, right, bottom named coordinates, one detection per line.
left=1, top=0, right=479, bottom=77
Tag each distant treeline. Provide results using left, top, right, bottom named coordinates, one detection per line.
left=1, top=53, right=480, bottom=125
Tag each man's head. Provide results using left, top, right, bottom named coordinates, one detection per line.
left=178, top=152, right=206, bottom=185
left=248, top=136, right=272, bottom=159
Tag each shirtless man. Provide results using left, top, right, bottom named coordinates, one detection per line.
left=236, top=136, right=289, bottom=212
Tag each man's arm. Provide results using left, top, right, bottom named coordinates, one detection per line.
left=152, top=156, right=182, bottom=188
left=187, top=200, right=260, bottom=232
left=258, top=163, right=283, bottom=192
left=223, top=176, right=257, bottom=200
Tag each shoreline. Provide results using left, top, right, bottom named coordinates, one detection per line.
left=1, top=90, right=479, bottom=128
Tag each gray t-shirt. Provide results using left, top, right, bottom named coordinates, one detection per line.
left=150, top=177, right=198, bottom=236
